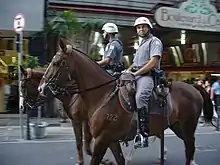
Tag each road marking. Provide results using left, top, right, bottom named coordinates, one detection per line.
left=196, top=149, right=219, bottom=153
left=0, top=131, right=219, bottom=144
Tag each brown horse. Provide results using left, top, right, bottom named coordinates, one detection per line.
left=38, top=39, right=213, bottom=165
left=20, top=66, right=94, bottom=165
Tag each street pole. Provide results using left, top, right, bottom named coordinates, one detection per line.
left=14, top=13, right=25, bottom=139
left=17, top=32, right=24, bottom=139
left=26, top=104, right=31, bottom=140
left=216, top=106, right=219, bottom=131
left=160, top=95, right=165, bottom=165
left=216, top=96, right=220, bottom=131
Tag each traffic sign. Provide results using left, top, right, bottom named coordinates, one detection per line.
left=14, top=13, right=25, bottom=139
left=14, top=13, right=25, bottom=32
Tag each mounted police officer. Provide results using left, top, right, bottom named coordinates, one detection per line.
left=128, top=17, right=163, bottom=147
left=97, top=23, right=124, bottom=75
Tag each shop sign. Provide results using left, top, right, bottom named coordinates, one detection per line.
left=155, top=0, right=220, bottom=32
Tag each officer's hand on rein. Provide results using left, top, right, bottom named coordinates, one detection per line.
left=123, top=70, right=135, bottom=76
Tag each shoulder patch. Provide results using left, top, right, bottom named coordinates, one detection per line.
left=155, top=40, right=161, bottom=45
left=109, top=45, right=115, bottom=50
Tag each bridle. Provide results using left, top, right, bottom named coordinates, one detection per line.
left=21, top=76, right=45, bottom=109
left=44, top=46, right=117, bottom=96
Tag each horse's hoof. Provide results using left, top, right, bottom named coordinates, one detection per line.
left=125, top=156, right=132, bottom=162
left=75, top=160, right=83, bottom=165
left=190, top=160, right=198, bottom=165
left=85, top=149, right=93, bottom=156
left=158, top=150, right=167, bottom=161
left=125, top=158, right=131, bottom=165
left=100, top=158, right=113, bottom=165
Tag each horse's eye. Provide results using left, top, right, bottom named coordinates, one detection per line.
left=53, top=61, right=58, bottom=66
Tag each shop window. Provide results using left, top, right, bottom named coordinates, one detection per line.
left=7, top=40, right=14, bottom=50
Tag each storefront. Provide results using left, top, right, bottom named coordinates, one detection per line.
left=154, top=0, right=220, bottom=81
left=0, top=0, right=45, bottom=72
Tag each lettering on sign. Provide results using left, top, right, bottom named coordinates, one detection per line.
left=106, top=113, right=118, bottom=122
left=14, top=13, right=25, bottom=32
left=154, top=0, right=220, bottom=32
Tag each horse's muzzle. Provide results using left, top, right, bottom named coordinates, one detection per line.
left=38, top=82, right=46, bottom=96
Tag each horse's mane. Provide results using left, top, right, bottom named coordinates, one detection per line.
left=70, top=47, right=114, bottom=78
left=27, top=68, right=46, bottom=79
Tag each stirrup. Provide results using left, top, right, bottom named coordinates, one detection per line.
left=133, top=133, right=148, bottom=149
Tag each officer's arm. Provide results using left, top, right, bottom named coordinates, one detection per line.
left=134, top=57, right=159, bottom=76
left=134, top=39, right=162, bottom=76
left=97, top=58, right=112, bottom=66
left=97, top=44, right=116, bottom=66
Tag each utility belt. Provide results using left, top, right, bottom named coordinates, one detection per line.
left=131, top=66, right=164, bottom=87
left=104, top=63, right=124, bottom=72
left=131, top=66, right=152, bottom=76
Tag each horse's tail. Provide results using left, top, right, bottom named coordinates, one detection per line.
left=193, top=84, right=213, bottom=122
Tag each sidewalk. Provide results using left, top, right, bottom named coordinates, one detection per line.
left=0, top=114, right=65, bottom=127
left=0, top=114, right=219, bottom=143
left=0, top=114, right=73, bottom=142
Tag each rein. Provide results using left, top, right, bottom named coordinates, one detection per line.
left=45, top=46, right=118, bottom=95
left=75, top=79, right=116, bottom=94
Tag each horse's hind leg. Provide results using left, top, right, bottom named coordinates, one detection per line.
left=184, top=136, right=196, bottom=165
left=71, top=120, right=84, bottom=165
left=90, top=137, right=109, bottom=165
left=180, top=121, right=197, bottom=165
left=83, top=121, right=93, bottom=156
left=109, top=141, right=125, bottom=165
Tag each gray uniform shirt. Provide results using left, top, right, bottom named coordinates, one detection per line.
left=133, top=34, right=163, bottom=69
left=104, top=38, right=123, bottom=65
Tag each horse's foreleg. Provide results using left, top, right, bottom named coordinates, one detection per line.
left=90, top=137, right=109, bottom=165
left=109, top=141, right=125, bottom=165
left=83, top=121, right=93, bottom=156
left=71, top=120, right=84, bottom=165
left=184, top=136, right=196, bottom=165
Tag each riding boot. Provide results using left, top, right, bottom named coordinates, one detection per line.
left=137, top=106, right=149, bottom=147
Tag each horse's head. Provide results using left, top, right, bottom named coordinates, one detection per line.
left=38, top=39, right=77, bottom=96
left=20, top=66, right=45, bottom=104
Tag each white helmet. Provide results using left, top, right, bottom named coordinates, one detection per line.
left=102, top=23, right=118, bottom=33
left=133, top=17, right=153, bottom=29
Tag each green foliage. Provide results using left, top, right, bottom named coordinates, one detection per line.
left=81, top=19, right=105, bottom=34
left=34, top=10, right=81, bottom=38
left=23, top=55, right=39, bottom=69
left=89, top=45, right=102, bottom=60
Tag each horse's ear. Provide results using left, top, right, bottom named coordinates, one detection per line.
left=59, top=38, right=67, bottom=53
left=20, top=65, right=27, bottom=77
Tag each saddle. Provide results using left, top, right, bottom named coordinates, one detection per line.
left=117, top=72, right=136, bottom=114
left=117, top=71, right=172, bottom=143
left=117, top=70, right=172, bottom=116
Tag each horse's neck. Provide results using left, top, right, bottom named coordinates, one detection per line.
left=69, top=54, right=115, bottom=110
left=55, top=94, right=72, bottom=109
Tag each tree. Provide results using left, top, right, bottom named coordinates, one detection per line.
left=45, top=10, right=81, bottom=38
left=34, top=9, right=105, bottom=61
left=80, top=19, right=105, bottom=55
left=33, top=10, right=81, bottom=63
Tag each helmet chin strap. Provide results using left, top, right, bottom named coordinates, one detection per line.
left=138, top=31, right=151, bottom=38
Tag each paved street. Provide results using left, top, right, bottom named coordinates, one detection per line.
left=0, top=123, right=220, bottom=165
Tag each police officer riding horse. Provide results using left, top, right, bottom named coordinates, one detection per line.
left=127, top=17, right=164, bottom=148
left=97, top=22, right=124, bottom=75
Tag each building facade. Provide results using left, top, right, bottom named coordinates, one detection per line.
left=1, top=0, right=220, bottom=81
